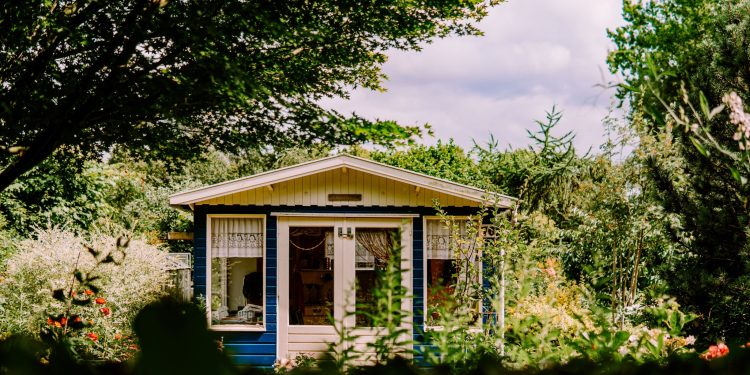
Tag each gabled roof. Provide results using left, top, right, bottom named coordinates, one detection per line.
left=169, top=154, right=516, bottom=209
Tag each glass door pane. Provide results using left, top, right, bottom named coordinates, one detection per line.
left=354, top=228, right=399, bottom=327
left=289, top=226, right=335, bottom=325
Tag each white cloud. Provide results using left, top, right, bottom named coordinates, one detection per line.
left=323, top=0, right=626, bottom=152
left=386, top=40, right=572, bottom=84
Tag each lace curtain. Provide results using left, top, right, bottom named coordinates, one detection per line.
left=425, top=219, right=469, bottom=259
left=211, top=217, right=264, bottom=258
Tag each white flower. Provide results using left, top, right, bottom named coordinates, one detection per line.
left=685, top=335, right=696, bottom=346
left=723, top=92, right=750, bottom=150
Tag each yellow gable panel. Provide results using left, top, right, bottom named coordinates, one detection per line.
left=194, top=168, right=479, bottom=207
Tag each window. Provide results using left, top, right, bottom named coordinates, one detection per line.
left=355, top=228, right=399, bottom=327
left=425, top=217, right=481, bottom=326
left=208, top=216, right=265, bottom=328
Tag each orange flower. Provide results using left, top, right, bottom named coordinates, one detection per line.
left=95, top=297, right=106, bottom=305
left=70, top=291, right=77, bottom=297
left=701, top=343, right=730, bottom=360
left=100, top=307, right=111, bottom=316
left=53, top=321, right=61, bottom=328
left=47, top=317, right=53, bottom=325
left=73, top=316, right=82, bottom=323
left=60, top=317, right=68, bottom=326
left=86, top=332, right=98, bottom=341
left=84, top=289, right=94, bottom=296
left=114, top=334, right=122, bottom=340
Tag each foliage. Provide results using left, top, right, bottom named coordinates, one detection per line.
left=609, top=0, right=750, bottom=342
left=474, top=107, right=590, bottom=219
left=0, top=228, right=170, bottom=361
left=0, top=146, right=333, bottom=252
left=4, top=299, right=748, bottom=375
left=503, top=258, right=591, bottom=367
left=559, top=144, right=684, bottom=330
left=413, top=203, right=697, bottom=371
left=275, top=353, right=317, bottom=374
left=366, top=140, right=491, bottom=189
left=0, top=149, right=110, bottom=237
left=422, top=211, right=494, bottom=369
left=0, top=0, right=507, bottom=190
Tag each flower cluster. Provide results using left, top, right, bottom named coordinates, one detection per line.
left=273, top=353, right=316, bottom=373
left=274, top=357, right=296, bottom=372
left=538, top=258, right=559, bottom=278
left=700, top=343, right=729, bottom=360
left=1, top=229, right=171, bottom=362
left=44, top=289, right=112, bottom=345
left=723, top=92, right=750, bottom=150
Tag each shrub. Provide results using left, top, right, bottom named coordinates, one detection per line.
left=0, top=228, right=171, bottom=360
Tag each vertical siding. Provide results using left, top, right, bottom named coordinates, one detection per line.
left=411, top=216, right=426, bottom=363
left=194, top=209, right=207, bottom=298
left=194, top=206, right=483, bottom=367
left=194, top=169, right=481, bottom=208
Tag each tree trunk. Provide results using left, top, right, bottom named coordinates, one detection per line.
left=628, top=229, right=644, bottom=306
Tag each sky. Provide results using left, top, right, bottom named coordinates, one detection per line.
left=322, top=0, right=627, bottom=153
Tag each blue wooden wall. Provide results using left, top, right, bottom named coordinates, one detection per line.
left=193, top=205, right=480, bottom=367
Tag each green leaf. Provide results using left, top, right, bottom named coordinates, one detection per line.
left=72, top=298, right=91, bottom=306
left=52, top=289, right=66, bottom=302
left=699, top=91, right=710, bottom=118
left=86, top=246, right=100, bottom=258
left=613, top=331, right=631, bottom=348
left=730, top=167, right=744, bottom=184
left=87, top=275, right=101, bottom=283
left=690, top=137, right=709, bottom=157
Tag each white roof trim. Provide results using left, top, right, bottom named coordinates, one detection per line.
left=270, top=212, right=420, bottom=218
left=169, top=154, right=516, bottom=208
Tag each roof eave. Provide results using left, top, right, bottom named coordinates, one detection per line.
left=169, top=154, right=517, bottom=208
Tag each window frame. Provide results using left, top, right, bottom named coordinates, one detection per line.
left=422, top=215, right=483, bottom=329
left=206, top=214, right=267, bottom=332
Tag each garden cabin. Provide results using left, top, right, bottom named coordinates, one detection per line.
left=169, top=154, right=514, bottom=366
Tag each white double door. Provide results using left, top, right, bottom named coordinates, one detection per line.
left=277, top=216, right=412, bottom=359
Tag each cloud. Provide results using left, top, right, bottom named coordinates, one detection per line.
left=323, top=0, right=626, bottom=152
left=385, top=40, right=572, bottom=85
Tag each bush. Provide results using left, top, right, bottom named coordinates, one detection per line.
left=0, top=228, right=171, bottom=361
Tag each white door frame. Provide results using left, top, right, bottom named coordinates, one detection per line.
left=277, top=216, right=412, bottom=360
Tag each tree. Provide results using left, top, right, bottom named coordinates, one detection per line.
left=609, top=0, right=750, bottom=341
left=474, top=108, right=589, bottom=218
left=365, top=140, right=491, bottom=188
left=0, top=0, right=499, bottom=190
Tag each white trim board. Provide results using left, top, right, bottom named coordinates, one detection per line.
left=169, top=154, right=516, bottom=208
left=270, top=212, right=420, bottom=218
